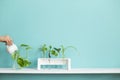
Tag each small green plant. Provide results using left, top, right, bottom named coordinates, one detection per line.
left=11, top=44, right=32, bottom=69
left=20, top=44, right=32, bottom=59
left=39, top=44, right=79, bottom=58
left=39, top=44, right=47, bottom=58
left=61, top=45, right=79, bottom=58
left=39, top=45, right=61, bottom=58
left=48, top=46, right=60, bottom=58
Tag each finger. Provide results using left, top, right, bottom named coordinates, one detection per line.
left=6, top=40, right=9, bottom=45
left=8, top=40, right=13, bottom=46
left=6, top=39, right=12, bottom=46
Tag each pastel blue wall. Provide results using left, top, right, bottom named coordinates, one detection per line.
left=0, top=0, right=120, bottom=80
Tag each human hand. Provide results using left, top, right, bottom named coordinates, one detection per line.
left=0, top=35, right=13, bottom=46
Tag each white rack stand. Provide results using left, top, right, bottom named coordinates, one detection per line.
left=37, top=58, right=71, bottom=70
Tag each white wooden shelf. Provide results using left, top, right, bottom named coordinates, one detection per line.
left=0, top=68, right=120, bottom=74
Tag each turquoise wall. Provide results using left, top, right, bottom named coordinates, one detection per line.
left=0, top=0, right=120, bottom=80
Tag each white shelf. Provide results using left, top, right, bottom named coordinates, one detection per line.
left=0, top=68, right=120, bottom=74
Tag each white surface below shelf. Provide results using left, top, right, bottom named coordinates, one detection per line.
left=0, top=68, right=120, bottom=74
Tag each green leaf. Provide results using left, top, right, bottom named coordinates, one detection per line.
left=20, top=44, right=32, bottom=50
left=20, top=44, right=29, bottom=47
left=41, top=44, right=47, bottom=53
left=17, top=57, right=24, bottom=67
left=54, top=48, right=61, bottom=53
left=17, top=57, right=31, bottom=68
left=54, top=53, right=58, bottom=56
left=51, top=50, right=58, bottom=56
left=23, top=59, right=31, bottom=67
left=26, top=46, right=32, bottom=50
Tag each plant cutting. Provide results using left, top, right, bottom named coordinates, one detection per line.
left=39, top=44, right=79, bottom=58
left=60, top=45, right=79, bottom=58
left=39, top=44, right=47, bottom=58
left=20, top=44, right=32, bottom=59
left=39, top=44, right=61, bottom=58
left=53, top=47, right=61, bottom=57
left=11, top=44, right=32, bottom=69
left=48, top=45, right=60, bottom=58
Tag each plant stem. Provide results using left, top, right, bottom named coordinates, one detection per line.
left=48, top=52, right=50, bottom=63
left=26, top=50, right=28, bottom=59
left=43, top=52, right=45, bottom=58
